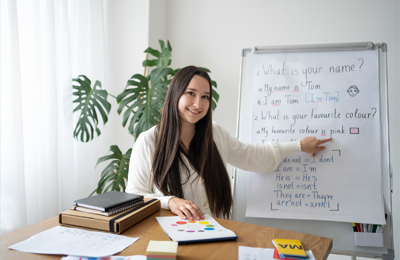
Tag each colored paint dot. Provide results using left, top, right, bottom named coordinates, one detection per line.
left=204, top=228, right=215, bottom=230
left=206, top=225, right=214, bottom=227
left=198, top=230, right=205, bottom=232
left=188, top=221, right=196, bottom=223
left=178, top=229, right=185, bottom=232
left=176, top=221, right=187, bottom=225
left=198, top=221, right=209, bottom=225
left=171, top=224, right=178, bottom=226
left=186, top=230, right=195, bottom=233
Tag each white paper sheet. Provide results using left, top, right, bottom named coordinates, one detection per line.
left=62, top=255, right=146, bottom=260
left=238, top=247, right=315, bottom=260
left=156, top=214, right=237, bottom=243
left=246, top=49, right=385, bottom=224
left=9, top=226, right=138, bottom=257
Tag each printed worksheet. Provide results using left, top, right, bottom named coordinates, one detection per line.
left=62, top=255, right=146, bottom=260
left=9, top=226, right=138, bottom=257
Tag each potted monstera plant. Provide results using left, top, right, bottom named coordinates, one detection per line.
left=72, top=40, right=219, bottom=195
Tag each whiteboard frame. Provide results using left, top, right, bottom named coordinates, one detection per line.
left=232, top=42, right=394, bottom=259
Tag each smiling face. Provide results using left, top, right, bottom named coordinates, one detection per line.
left=178, top=75, right=211, bottom=128
left=347, top=85, right=359, bottom=97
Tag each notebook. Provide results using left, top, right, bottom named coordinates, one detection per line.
left=73, top=191, right=143, bottom=212
left=73, top=198, right=144, bottom=216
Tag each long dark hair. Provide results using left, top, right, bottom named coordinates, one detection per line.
left=152, top=66, right=232, bottom=218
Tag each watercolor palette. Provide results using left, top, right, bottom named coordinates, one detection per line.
left=156, top=214, right=237, bottom=244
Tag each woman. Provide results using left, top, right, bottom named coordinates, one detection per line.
left=126, top=66, right=331, bottom=221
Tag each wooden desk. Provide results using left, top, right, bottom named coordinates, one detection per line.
left=1, top=210, right=332, bottom=260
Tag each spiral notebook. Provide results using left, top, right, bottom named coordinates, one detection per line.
left=73, top=191, right=143, bottom=212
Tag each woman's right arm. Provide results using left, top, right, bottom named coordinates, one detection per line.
left=125, top=131, right=174, bottom=210
left=126, top=131, right=204, bottom=220
left=127, top=150, right=204, bottom=220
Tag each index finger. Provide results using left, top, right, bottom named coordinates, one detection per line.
left=318, top=138, right=332, bottom=144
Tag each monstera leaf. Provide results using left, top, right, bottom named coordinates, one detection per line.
left=142, top=40, right=172, bottom=68
left=91, top=145, right=132, bottom=196
left=117, top=67, right=174, bottom=139
left=211, top=83, right=219, bottom=110
left=72, top=75, right=111, bottom=142
left=199, top=67, right=220, bottom=110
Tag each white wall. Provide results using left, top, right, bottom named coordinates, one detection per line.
left=149, top=0, right=168, bottom=52
left=104, top=0, right=167, bottom=152
left=163, top=0, right=399, bottom=259
left=104, top=0, right=150, bottom=155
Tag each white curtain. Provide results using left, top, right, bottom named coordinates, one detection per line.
left=0, top=0, right=109, bottom=234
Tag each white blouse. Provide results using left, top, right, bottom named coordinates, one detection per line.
left=126, top=121, right=301, bottom=217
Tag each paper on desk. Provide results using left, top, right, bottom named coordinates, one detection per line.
left=9, top=226, right=138, bottom=257
left=62, top=255, right=146, bottom=260
left=156, top=214, right=237, bottom=243
left=238, top=247, right=315, bottom=260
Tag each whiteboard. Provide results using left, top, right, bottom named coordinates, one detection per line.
left=232, top=43, right=394, bottom=259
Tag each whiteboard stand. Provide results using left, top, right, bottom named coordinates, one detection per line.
left=232, top=42, right=394, bottom=259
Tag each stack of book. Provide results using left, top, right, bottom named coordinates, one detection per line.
left=146, top=240, right=178, bottom=260
left=272, top=238, right=309, bottom=260
left=73, top=191, right=144, bottom=216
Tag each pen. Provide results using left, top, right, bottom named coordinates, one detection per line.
left=363, top=223, right=368, bottom=233
left=352, top=223, right=357, bottom=232
left=368, top=224, right=373, bottom=232
left=372, top=225, right=377, bottom=233
left=375, top=225, right=381, bottom=233
left=355, top=223, right=361, bottom=232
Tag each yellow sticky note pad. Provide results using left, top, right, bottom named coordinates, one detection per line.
left=146, top=240, right=178, bottom=255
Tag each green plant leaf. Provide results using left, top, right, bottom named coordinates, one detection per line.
left=117, top=67, right=174, bottom=139
left=142, top=59, right=159, bottom=67
left=143, top=48, right=161, bottom=58
left=90, top=146, right=132, bottom=196
left=211, top=77, right=219, bottom=110
left=72, top=75, right=111, bottom=142
left=212, top=88, right=220, bottom=110
left=143, top=40, right=172, bottom=68
left=199, top=67, right=219, bottom=111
